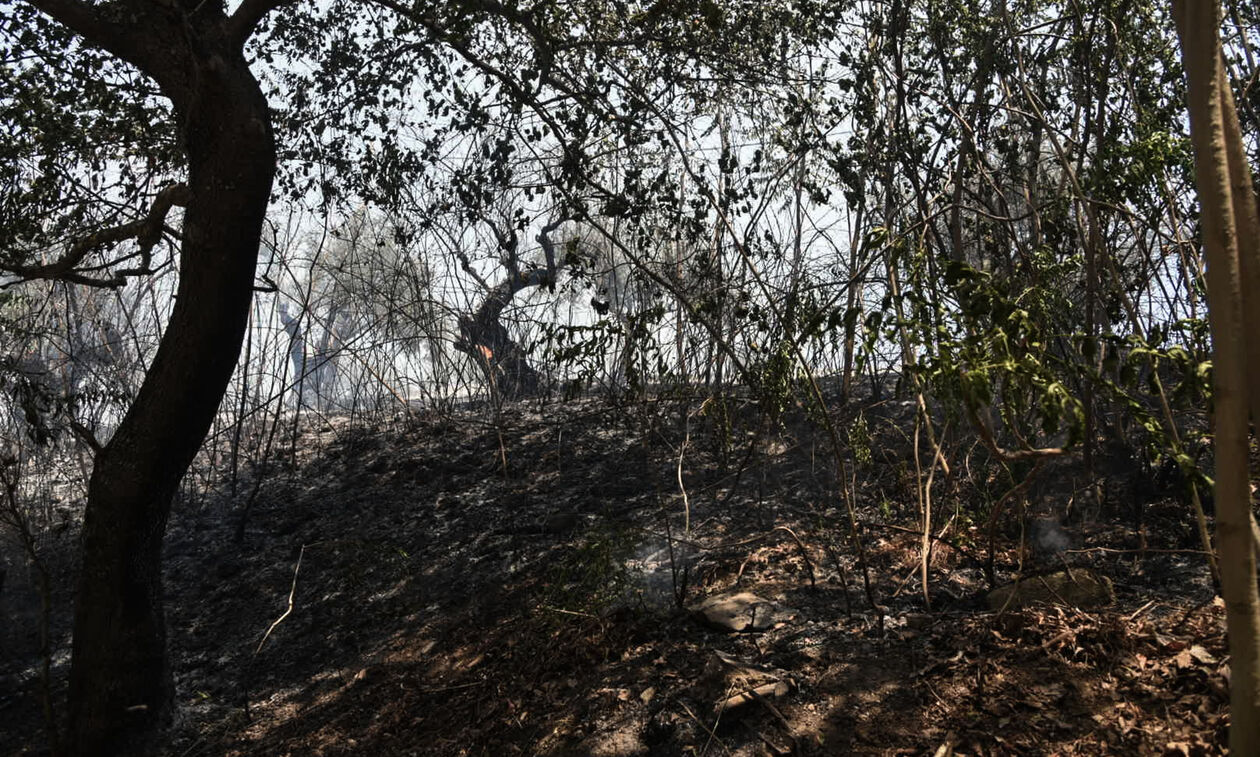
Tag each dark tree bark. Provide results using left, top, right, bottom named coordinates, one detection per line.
left=25, top=1, right=280, bottom=752
left=455, top=268, right=549, bottom=402
left=452, top=219, right=566, bottom=402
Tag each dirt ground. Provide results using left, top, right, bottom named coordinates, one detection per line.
left=0, top=393, right=1234, bottom=755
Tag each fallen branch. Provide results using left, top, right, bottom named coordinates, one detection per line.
left=680, top=696, right=732, bottom=757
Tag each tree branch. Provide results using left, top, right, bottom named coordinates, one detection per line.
left=26, top=0, right=151, bottom=71
left=227, top=0, right=296, bottom=50
left=535, top=216, right=566, bottom=283
left=5, top=183, right=189, bottom=288
left=964, top=398, right=1068, bottom=463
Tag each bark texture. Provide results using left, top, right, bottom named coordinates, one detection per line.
left=24, top=1, right=279, bottom=753
left=452, top=221, right=565, bottom=402
left=455, top=268, right=548, bottom=402
left=1173, top=2, right=1260, bottom=753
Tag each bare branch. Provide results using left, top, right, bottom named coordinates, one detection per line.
left=535, top=216, right=566, bottom=283
left=5, top=183, right=189, bottom=288
left=964, top=398, right=1068, bottom=463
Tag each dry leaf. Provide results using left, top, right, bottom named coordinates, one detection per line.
left=1188, top=645, right=1216, bottom=664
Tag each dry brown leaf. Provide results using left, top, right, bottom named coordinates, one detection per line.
left=1187, top=645, right=1216, bottom=664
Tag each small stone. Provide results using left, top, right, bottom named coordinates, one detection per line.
left=690, top=592, right=795, bottom=633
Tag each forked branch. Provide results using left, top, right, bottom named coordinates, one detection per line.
left=4, top=183, right=189, bottom=288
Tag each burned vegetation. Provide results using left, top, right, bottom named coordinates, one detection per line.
left=1, top=379, right=1237, bottom=755
left=2, top=0, right=1258, bottom=754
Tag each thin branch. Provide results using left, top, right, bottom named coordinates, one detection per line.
left=964, top=398, right=1068, bottom=463
left=256, top=543, right=305, bottom=654
left=5, top=184, right=189, bottom=288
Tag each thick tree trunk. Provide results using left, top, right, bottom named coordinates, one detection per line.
left=65, top=29, right=276, bottom=756
left=1173, top=2, right=1260, bottom=753
left=455, top=280, right=545, bottom=402
left=454, top=266, right=550, bottom=402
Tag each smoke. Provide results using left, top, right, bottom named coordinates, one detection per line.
left=1030, top=517, right=1070, bottom=558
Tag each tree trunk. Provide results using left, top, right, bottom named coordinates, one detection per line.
left=1173, top=2, right=1260, bottom=753
left=455, top=271, right=546, bottom=403
left=65, top=22, right=276, bottom=755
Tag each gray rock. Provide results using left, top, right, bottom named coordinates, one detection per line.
left=690, top=591, right=795, bottom=633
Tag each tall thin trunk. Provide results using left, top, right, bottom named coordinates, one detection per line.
left=1174, top=3, right=1260, bottom=753
left=841, top=200, right=865, bottom=403
left=711, top=112, right=731, bottom=392
left=675, top=153, right=689, bottom=383
left=230, top=304, right=255, bottom=499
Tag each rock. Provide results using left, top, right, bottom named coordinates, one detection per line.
left=690, top=592, right=795, bottom=633
left=986, top=569, right=1114, bottom=611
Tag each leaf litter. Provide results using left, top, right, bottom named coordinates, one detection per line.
left=0, top=396, right=1234, bottom=755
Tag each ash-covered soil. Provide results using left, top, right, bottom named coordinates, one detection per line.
left=0, top=394, right=1232, bottom=755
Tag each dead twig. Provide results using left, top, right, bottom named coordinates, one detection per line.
left=820, top=535, right=853, bottom=618
left=681, top=695, right=733, bottom=757
left=747, top=684, right=796, bottom=750
left=772, top=525, right=817, bottom=591
left=416, top=681, right=485, bottom=694
left=678, top=409, right=692, bottom=533
left=1065, top=546, right=1215, bottom=556
left=256, top=544, right=306, bottom=654
left=984, top=459, right=1045, bottom=588
left=539, top=605, right=599, bottom=619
